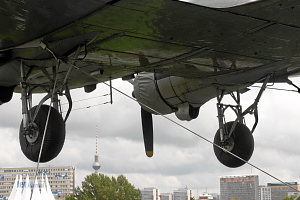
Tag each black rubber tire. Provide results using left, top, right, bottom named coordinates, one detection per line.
left=213, top=121, right=254, bottom=168
left=19, top=105, right=65, bottom=163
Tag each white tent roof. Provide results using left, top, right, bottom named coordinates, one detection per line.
left=8, top=175, right=18, bottom=200
left=8, top=174, right=56, bottom=200
left=13, top=175, right=23, bottom=200
left=20, top=175, right=31, bottom=200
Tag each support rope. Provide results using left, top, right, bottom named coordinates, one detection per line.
left=72, top=64, right=300, bottom=194
left=30, top=61, right=60, bottom=200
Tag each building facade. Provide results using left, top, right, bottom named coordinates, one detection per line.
left=141, top=187, right=160, bottom=200
left=220, top=175, right=259, bottom=200
left=259, top=186, right=271, bottom=200
left=173, top=188, right=192, bottom=200
left=211, top=193, right=220, bottom=200
left=160, top=193, right=172, bottom=200
left=287, top=192, right=300, bottom=198
left=0, top=166, right=75, bottom=199
left=267, top=182, right=300, bottom=200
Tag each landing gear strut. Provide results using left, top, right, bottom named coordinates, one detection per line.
left=18, top=60, right=70, bottom=162
left=213, top=75, right=271, bottom=168
left=18, top=46, right=81, bottom=162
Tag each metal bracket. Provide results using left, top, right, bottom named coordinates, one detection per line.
left=20, top=61, right=30, bottom=129
left=287, top=79, right=300, bottom=93
left=20, top=45, right=83, bottom=134
left=217, top=74, right=271, bottom=144
left=217, top=89, right=243, bottom=143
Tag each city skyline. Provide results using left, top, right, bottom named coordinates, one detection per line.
left=1, top=168, right=299, bottom=200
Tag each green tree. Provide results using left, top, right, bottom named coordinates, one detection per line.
left=283, top=195, right=297, bottom=200
left=66, top=173, right=141, bottom=200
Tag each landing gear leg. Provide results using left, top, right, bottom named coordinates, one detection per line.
left=213, top=75, right=271, bottom=168
left=19, top=62, right=66, bottom=163
left=17, top=44, right=86, bottom=162
left=18, top=45, right=82, bottom=162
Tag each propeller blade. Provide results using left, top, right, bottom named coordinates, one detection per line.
left=141, top=108, right=153, bottom=157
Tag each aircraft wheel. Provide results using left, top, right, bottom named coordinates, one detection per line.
left=19, top=105, right=65, bottom=162
left=213, top=121, right=254, bottom=168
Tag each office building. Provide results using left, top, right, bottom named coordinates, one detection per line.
left=259, top=186, right=271, bottom=200
left=173, top=188, right=192, bottom=200
left=0, top=166, right=75, bottom=199
left=267, top=182, right=300, bottom=200
left=141, top=187, right=160, bottom=200
left=160, top=193, right=172, bottom=200
left=220, top=175, right=259, bottom=200
left=210, top=193, right=220, bottom=200
left=287, top=192, right=300, bottom=198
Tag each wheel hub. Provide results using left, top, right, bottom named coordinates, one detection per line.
left=221, top=137, right=234, bottom=152
left=24, top=123, right=39, bottom=144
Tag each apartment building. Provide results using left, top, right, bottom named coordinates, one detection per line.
left=0, top=166, right=75, bottom=199
left=220, top=175, right=259, bottom=200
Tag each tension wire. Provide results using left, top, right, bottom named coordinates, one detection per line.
left=29, top=61, right=60, bottom=200
left=104, top=82, right=300, bottom=194
left=72, top=65, right=300, bottom=194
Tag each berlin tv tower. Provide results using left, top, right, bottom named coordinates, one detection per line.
left=92, top=126, right=101, bottom=173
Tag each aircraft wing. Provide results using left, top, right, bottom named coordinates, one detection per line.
left=1, top=0, right=300, bottom=90
left=2, top=0, right=300, bottom=165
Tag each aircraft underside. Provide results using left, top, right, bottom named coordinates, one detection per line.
left=1, top=57, right=297, bottom=168
left=1, top=0, right=300, bottom=168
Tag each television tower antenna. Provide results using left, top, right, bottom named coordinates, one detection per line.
left=92, top=125, right=101, bottom=173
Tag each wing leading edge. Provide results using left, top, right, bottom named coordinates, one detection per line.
left=1, top=0, right=300, bottom=89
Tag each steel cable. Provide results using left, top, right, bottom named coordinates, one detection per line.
left=30, top=61, right=60, bottom=200
left=72, top=64, right=300, bottom=194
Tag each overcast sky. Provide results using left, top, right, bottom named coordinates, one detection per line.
left=2, top=0, right=300, bottom=197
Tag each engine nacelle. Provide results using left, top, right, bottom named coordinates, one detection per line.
left=133, top=72, right=217, bottom=121
left=0, top=85, right=16, bottom=105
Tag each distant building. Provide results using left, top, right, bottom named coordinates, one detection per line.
left=173, top=188, right=192, bottom=200
left=141, top=187, right=160, bottom=200
left=210, top=193, right=220, bottom=200
left=220, top=175, right=259, bottom=200
left=198, top=193, right=213, bottom=199
left=160, top=192, right=172, bottom=200
left=267, top=182, right=300, bottom=200
left=259, top=186, right=271, bottom=200
left=287, top=192, right=300, bottom=198
left=0, top=166, right=75, bottom=199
